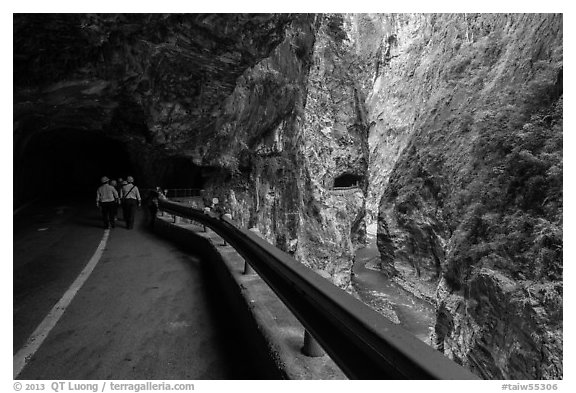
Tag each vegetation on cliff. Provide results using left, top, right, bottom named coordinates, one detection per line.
left=370, top=14, right=562, bottom=379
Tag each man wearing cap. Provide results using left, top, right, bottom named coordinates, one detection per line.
left=96, top=176, right=119, bottom=229
left=121, top=175, right=141, bottom=230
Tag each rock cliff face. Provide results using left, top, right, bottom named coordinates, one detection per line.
left=14, top=13, right=562, bottom=379
left=14, top=14, right=294, bottom=199
left=203, top=14, right=371, bottom=289
left=294, top=15, right=370, bottom=288
left=190, top=14, right=316, bottom=240
left=364, top=14, right=562, bottom=379
left=14, top=13, right=369, bottom=289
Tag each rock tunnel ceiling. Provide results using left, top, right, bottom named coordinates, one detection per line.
left=13, top=13, right=563, bottom=379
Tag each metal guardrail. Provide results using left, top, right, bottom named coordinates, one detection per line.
left=331, top=185, right=360, bottom=190
left=158, top=199, right=479, bottom=380
left=164, top=188, right=203, bottom=198
left=329, top=186, right=362, bottom=194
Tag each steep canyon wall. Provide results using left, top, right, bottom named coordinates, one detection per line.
left=205, top=14, right=371, bottom=290
left=361, top=14, right=562, bottom=379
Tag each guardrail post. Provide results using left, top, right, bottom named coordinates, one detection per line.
left=243, top=260, right=255, bottom=275
left=243, top=227, right=263, bottom=275
left=221, top=214, right=232, bottom=246
left=302, top=330, right=325, bottom=357
left=300, top=269, right=331, bottom=357
left=203, top=207, right=211, bottom=232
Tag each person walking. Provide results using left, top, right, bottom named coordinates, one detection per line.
left=121, top=175, right=141, bottom=229
left=96, top=176, right=119, bottom=229
left=109, top=179, right=119, bottom=223
left=147, top=186, right=166, bottom=228
left=115, top=178, right=124, bottom=221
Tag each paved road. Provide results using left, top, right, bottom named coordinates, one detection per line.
left=14, top=199, right=252, bottom=379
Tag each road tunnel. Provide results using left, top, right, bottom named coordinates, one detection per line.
left=159, top=156, right=206, bottom=191
left=14, top=129, right=138, bottom=208
left=333, top=172, right=362, bottom=188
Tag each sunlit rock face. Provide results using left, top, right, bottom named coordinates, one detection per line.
left=197, top=15, right=317, bottom=265
left=294, top=15, right=370, bottom=288
left=201, top=15, right=371, bottom=290
left=366, top=14, right=562, bottom=379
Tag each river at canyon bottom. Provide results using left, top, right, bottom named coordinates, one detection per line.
left=351, top=225, right=435, bottom=344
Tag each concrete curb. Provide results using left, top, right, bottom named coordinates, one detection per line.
left=152, top=216, right=346, bottom=380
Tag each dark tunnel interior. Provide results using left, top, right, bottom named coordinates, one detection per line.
left=14, top=129, right=137, bottom=207
left=159, top=156, right=206, bottom=190
left=333, top=173, right=362, bottom=188
left=13, top=129, right=213, bottom=209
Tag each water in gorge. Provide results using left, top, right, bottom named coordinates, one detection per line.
left=352, top=224, right=435, bottom=344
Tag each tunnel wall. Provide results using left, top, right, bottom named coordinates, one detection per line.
left=151, top=215, right=346, bottom=380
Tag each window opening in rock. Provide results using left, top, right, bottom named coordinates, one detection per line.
left=333, top=173, right=362, bottom=189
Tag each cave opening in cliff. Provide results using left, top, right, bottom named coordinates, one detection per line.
left=333, top=173, right=362, bottom=188
left=160, top=156, right=206, bottom=191
left=14, top=129, right=136, bottom=206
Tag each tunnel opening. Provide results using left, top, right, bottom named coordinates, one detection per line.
left=159, top=156, right=206, bottom=191
left=333, top=173, right=362, bottom=189
left=14, top=129, right=137, bottom=207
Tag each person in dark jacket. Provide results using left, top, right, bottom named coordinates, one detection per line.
left=147, top=187, right=166, bottom=228
left=115, top=178, right=124, bottom=220
left=109, top=179, right=119, bottom=223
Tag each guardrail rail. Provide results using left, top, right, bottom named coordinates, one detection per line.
left=164, top=189, right=203, bottom=198
left=158, top=199, right=479, bottom=380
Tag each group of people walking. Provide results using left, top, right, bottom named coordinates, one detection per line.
left=96, top=176, right=141, bottom=229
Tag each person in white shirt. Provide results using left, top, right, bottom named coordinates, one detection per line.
left=96, top=176, right=119, bottom=229
left=121, top=176, right=141, bottom=230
